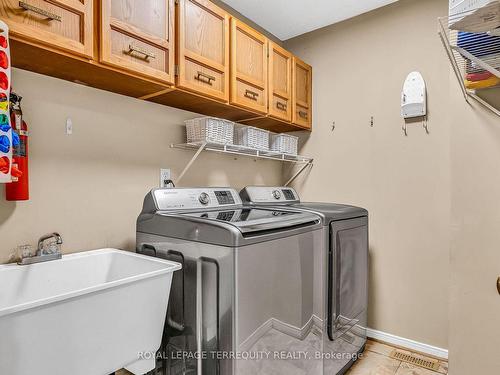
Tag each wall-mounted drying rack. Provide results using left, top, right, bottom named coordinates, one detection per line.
left=438, top=8, right=500, bottom=117
left=171, top=141, right=314, bottom=186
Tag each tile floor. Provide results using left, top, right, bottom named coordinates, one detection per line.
left=117, top=339, right=448, bottom=375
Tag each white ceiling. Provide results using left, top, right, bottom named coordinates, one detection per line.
left=221, top=0, right=399, bottom=40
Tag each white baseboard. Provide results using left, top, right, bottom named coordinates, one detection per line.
left=239, top=321, right=448, bottom=360
left=366, top=328, right=448, bottom=360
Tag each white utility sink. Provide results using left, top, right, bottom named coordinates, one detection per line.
left=0, top=248, right=181, bottom=375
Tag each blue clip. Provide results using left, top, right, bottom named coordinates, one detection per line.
left=0, top=135, right=10, bottom=153
left=0, top=123, right=10, bottom=132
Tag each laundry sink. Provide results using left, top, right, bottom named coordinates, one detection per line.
left=0, top=248, right=181, bottom=375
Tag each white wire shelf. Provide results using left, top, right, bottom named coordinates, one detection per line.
left=170, top=141, right=313, bottom=186
left=171, top=142, right=313, bottom=163
left=438, top=5, right=500, bottom=116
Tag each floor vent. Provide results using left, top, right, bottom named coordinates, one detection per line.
left=389, top=349, right=440, bottom=371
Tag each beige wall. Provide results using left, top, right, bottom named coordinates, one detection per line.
left=286, top=0, right=451, bottom=349
left=0, top=68, right=282, bottom=263
left=449, top=86, right=500, bottom=372
left=4, top=1, right=500, bottom=369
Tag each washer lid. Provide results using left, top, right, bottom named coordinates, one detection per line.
left=175, top=207, right=319, bottom=233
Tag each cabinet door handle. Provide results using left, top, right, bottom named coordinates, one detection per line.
left=195, top=71, right=216, bottom=85
left=244, top=89, right=259, bottom=101
left=19, top=1, right=61, bottom=22
left=299, top=110, right=308, bottom=119
left=127, top=44, right=156, bottom=60
left=276, top=102, right=287, bottom=111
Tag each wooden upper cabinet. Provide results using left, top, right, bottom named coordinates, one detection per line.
left=0, top=0, right=93, bottom=58
left=100, top=0, right=175, bottom=85
left=292, top=56, right=312, bottom=129
left=176, top=0, right=229, bottom=102
left=230, top=18, right=268, bottom=114
left=268, top=41, right=292, bottom=122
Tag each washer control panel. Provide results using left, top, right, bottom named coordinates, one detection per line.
left=240, top=186, right=300, bottom=204
left=153, top=188, right=242, bottom=210
left=215, top=190, right=235, bottom=205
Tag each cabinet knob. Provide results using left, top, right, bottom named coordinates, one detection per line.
left=127, top=44, right=156, bottom=60
left=195, top=71, right=215, bottom=85
left=497, top=277, right=500, bottom=295
left=19, top=1, right=62, bottom=22
left=276, top=102, right=287, bottom=111
left=244, top=89, right=259, bottom=101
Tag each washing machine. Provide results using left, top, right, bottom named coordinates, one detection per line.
left=136, top=187, right=327, bottom=375
left=239, top=186, right=369, bottom=375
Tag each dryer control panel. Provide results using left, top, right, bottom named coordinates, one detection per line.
left=239, top=186, right=300, bottom=205
left=152, top=188, right=242, bottom=211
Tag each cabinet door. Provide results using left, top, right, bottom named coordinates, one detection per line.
left=268, top=42, right=292, bottom=122
left=292, top=56, right=312, bottom=129
left=230, top=18, right=268, bottom=114
left=100, top=0, right=175, bottom=85
left=0, top=0, right=93, bottom=58
left=177, top=0, right=229, bottom=102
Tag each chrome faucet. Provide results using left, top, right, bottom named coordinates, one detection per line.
left=18, top=232, right=63, bottom=265
left=37, top=232, right=63, bottom=255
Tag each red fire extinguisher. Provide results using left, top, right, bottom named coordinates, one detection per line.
left=6, top=92, right=28, bottom=201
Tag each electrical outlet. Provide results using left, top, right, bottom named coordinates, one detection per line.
left=160, top=168, right=171, bottom=188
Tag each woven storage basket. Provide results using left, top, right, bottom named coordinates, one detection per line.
left=235, top=126, right=270, bottom=150
left=185, top=117, right=234, bottom=144
left=270, top=133, right=299, bottom=155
